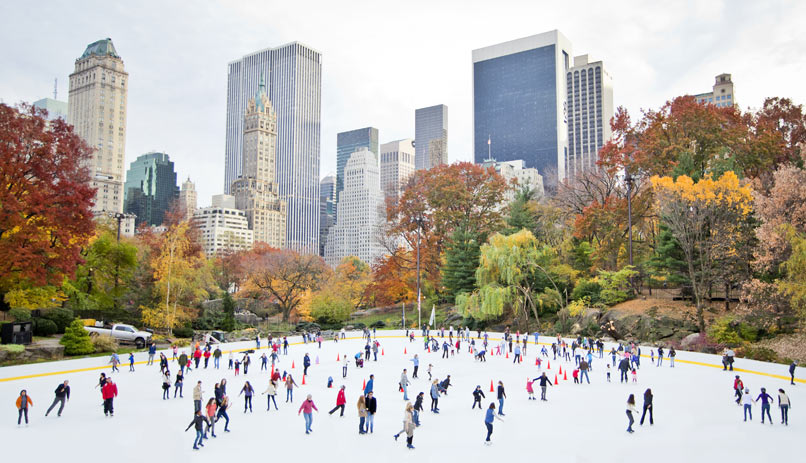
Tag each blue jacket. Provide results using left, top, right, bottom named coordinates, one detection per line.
left=364, top=379, right=374, bottom=395
left=148, top=345, right=156, bottom=355
left=303, top=355, right=311, bottom=367
left=411, top=358, right=419, bottom=367
left=430, top=384, right=439, bottom=399
left=485, top=408, right=495, bottom=424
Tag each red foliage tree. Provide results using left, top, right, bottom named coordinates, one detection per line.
left=0, top=104, right=95, bottom=309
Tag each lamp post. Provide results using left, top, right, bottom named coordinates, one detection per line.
left=624, top=172, right=634, bottom=267
left=110, top=212, right=134, bottom=310
left=414, top=215, right=425, bottom=329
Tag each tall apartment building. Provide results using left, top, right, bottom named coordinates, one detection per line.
left=123, top=152, right=179, bottom=227
left=324, top=148, right=386, bottom=267
left=319, top=174, right=336, bottom=256
left=415, top=105, right=448, bottom=170
left=566, top=55, right=614, bottom=178
left=473, top=30, right=572, bottom=185
left=192, top=194, right=254, bottom=257
left=336, top=127, right=379, bottom=202
left=178, top=177, right=197, bottom=220
left=481, top=158, right=545, bottom=204
left=68, top=38, right=129, bottom=214
left=231, top=76, right=287, bottom=248
left=380, top=138, right=415, bottom=204
left=224, top=43, right=322, bottom=253
left=33, top=98, right=68, bottom=121
left=694, top=73, right=736, bottom=108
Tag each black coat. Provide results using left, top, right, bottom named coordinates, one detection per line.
left=473, top=389, right=485, bottom=401
left=366, top=396, right=377, bottom=414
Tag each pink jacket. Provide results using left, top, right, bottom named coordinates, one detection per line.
left=298, top=399, right=318, bottom=414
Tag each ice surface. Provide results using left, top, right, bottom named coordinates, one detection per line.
left=0, top=331, right=801, bottom=462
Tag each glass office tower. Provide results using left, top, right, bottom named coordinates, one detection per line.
left=336, top=127, right=378, bottom=201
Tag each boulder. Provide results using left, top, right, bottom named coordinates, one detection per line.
left=680, top=333, right=702, bottom=348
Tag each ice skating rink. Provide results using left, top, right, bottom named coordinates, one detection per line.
left=1, top=331, right=801, bottom=462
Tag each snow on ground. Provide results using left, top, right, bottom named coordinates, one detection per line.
left=0, top=331, right=802, bottom=462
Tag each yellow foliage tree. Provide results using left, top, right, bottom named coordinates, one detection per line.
left=651, top=171, right=754, bottom=331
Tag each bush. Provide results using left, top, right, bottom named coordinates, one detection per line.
left=295, top=322, right=321, bottom=332
left=91, top=335, right=119, bottom=353
left=707, top=316, right=759, bottom=346
left=0, top=344, right=25, bottom=354
left=172, top=325, right=194, bottom=339
left=738, top=346, right=779, bottom=363
left=571, top=280, right=602, bottom=304
left=60, top=320, right=95, bottom=355
left=33, top=318, right=58, bottom=336
left=370, top=320, right=386, bottom=329
left=9, top=308, right=31, bottom=322
left=43, top=308, right=75, bottom=333
left=309, top=292, right=353, bottom=325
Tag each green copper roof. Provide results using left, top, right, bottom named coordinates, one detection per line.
left=255, top=72, right=267, bottom=111
left=81, top=38, right=120, bottom=59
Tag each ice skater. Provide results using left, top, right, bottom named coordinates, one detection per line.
left=734, top=376, right=744, bottom=405
left=174, top=370, right=184, bottom=398
left=393, top=402, right=416, bottom=449
left=430, top=380, right=441, bottom=413
left=640, top=388, right=653, bottom=425
left=193, top=381, right=204, bottom=412
left=742, top=388, right=754, bottom=421
left=204, top=398, right=217, bottom=438
left=400, top=369, right=411, bottom=400
left=285, top=374, right=299, bottom=402
left=185, top=410, right=208, bottom=450
left=357, top=394, right=368, bottom=434
left=790, top=361, right=798, bottom=385
left=262, top=380, right=279, bottom=411
left=473, top=385, right=486, bottom=408
left=240, top=381, right=254, bottom=413
left=16, top=390, right=32, bottom=425
left=102, top=378, right=118, bottom=417
left=626, top=394, right=636, bottom=433
left=215, top=396, right=231, bottom=432
left=484, top=402, right=504, bottom=445
left=757, top=388, right=774, bottom=424
left=526, top=378, right=535, bottom=400
left=298, top=394, right=318, bottom=434
left=366, top=391, right=377, bottom=433
left=497, top=381, right=506, bottom=415
left=162, top=371, right=171, bottom=399
left=45, top=380, right=70, bottom=417
left=128, top=352, right=135, bottom=371
left=778, top=389, right=790, bottom=425
left=328, top=385, right=346, bottom=416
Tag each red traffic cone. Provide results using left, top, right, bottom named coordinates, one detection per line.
left=490, top=380, right=494, bottom=392
left=563, top=371, right=568, bottom=381
left=427, top=347, right=430, bottom=353
left=404, top=347, right=407, bottom=354
left=382, top=349, right=384, bottom=356
left=302, top=375, right=306, bottom=385
left=291, top=360, right=295, bottom=369
left=559, top=366, right=563, bottom=375
left=506, top=351, right=509, bottom=359
left=547, top=360, right=551, bottom=370
left=337, top=354, right=340, bottom=361
left=362, top=379, right=366, bottom=390
left=554, top=374, right=558, bottom=385
left=535, top=357, right=539, bottom=366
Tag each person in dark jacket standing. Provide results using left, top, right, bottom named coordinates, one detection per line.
left=185, top=410, right=208, bottom=450
left=303, top=353, right=311, bottom=376
left=472, top=385, right=485, bottom=409
left=536, top=373, right=553, bottom=401
left=413, top=392, right=423, bottom=426
left=790, top=361, right=798, bottom=385
left=45, top=380, right=70, bottom=417
left=618, top=357, right=630, bottom=383
left=757, top=387, right=774, bottom=424
left=640, top=388, right=653, bottom=425
left=240, top=381, right=254, bottom=413
left=366, top=391, right=378, bottom=433
left=497, top=381, right=506, bottom=416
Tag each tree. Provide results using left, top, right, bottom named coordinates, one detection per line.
left=457, top=230, right=572, bottom=328
left=752, top=164, right=806, bottom=274
left=332, top=256, right=371, bottom=310
left=308, top=291, right=353, bottom=325
left=441, top=225, right=482, bottom=302
left=646, top=224, right=690, bottom=288
left=366, top=249, right=416, bottom=307
left=0, top=104, right=95, bottom=311
left=778, top=227, right=806, bottom=327
left=221, top=291, right=236, bottom=332
left=242, top=248, right=329, bottom=322
left=651, top=171, right=754, bottom=331
left=60, top=319, right=94, bottom=355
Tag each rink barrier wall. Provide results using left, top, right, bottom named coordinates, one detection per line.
left=0, top=334, right=803, bottom=384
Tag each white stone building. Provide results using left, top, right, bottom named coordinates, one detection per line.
left=482, top=158, right=545, bottom=204
left=179, top=177, right=197, bottom=221
left=324, top=148, right=386, bottom=267
left=380, top=138, right=415, bottom=205
left=192, top=195, right=254, bottom=257
left=694, top=73, right=736, bottom=108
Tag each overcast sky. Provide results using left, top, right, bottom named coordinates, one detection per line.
left=1, top=0, right=804, bottom=207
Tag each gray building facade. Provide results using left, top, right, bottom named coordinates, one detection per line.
left=414, top=105, right=448, bottom=171
left=336, top=127, right=378, bottom=200
left=123, top=152, right=179, bottom=227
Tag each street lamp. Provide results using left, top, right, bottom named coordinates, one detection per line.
left=624, top=172, right=634, bottom=267
left=109, top=212, right=135, bottom=310
left=413, top=215, right=425, bottom=329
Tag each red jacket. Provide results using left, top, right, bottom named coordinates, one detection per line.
left=336, top=389, right=346, bottom=406
left=102, top=382, right=118, bottom=400
left=194, top=349, right=202, bottom=359
left=204, top=351, right=211, bottom=359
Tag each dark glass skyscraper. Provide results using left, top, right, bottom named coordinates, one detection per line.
left=472, top=30, right=572, bottom=185
left=123, top=152, right=179, bottom=227
left=336, top=127, right=378, bottom=200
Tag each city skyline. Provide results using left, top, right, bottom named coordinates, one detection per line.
left=2, top=1, right=804, bottom=209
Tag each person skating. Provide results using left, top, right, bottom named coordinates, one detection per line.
left=579, top=359, right=590, bottom=384
left=790, top=361, right=798, bottom=385
left=777, top=389, right=791, bottom=425
left=526, top=378, right=536, bottom=400
left=102, top=378, right=118, bottom=417
left=497, top=381, right=506, bottom=415
left=303, top=353, right=311, bottom=376
left=400, top=369, right=411, bottom=401
left=757, top=387, right=774, bottom=424
left=204, top=398, right=217, bottom=438
left=162, top=371, right=172, bottom=399
left=484, top=402, right=504, bottom=445
left=734, top=375, right=744, bottom=405
left=342, top=355, right=349, bottom=378
left=536, top=373, right=553, bottom=401
left=329, top=385, right=347, bottom=416
left=669, top=347, right=676, bottom=367
left=393, top=402, right=416, bottom=449
left=472, top=385, right=486, bottom=408
left=656, top=347, right=664, bottom=367
left=298, top=394, right=319, bottom=434
left=618, top=357, right=630, bottom=383
left=261, top=379, right=278, bottom=411
left=440, top=375, right=452, bottom=395
left=109, top=353, right=120, bottom=372
left=128, top=352, right=135, bottom=372
left=185, top=410, right=208, bottom=450
left=147, top=342, right=156, bottom=365
left=286, top=374, right=299, bottom=402
left=413, top=392, right=423, bottom=426
left=410, top=354, right=419, bottom=378
left=366, top=391, right=378, bottom=433
left=513, top=344, right=522, bottom=363
left=640, top=388, right=653, bottom=425
left=357, top=394, right=368, bottom=434
left=430, top=380, right=441, bottom=413
left=193, top=381, right=204, bottom=412
left=742, top=388, right=754, bottom=421
left=213, top=347, right=222, bottom=369
left=178, top=352, right=189, bottom=375
left=174, top=370, right=184, bottom=398
left=16, top=390, right=32, bottom=425
left=626, top=394, right=637, bottom=433
left=240, top=381, right=254, bottom=413
left=427, top=364, right=433, bottom=381
left=364, top=374, right=374, bottom=396
left=215, top=396, right=231, bottom=432
left=45, top=380, right=70, bottom=417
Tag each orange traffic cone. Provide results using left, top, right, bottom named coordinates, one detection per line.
left=547, top=361, right=551, bottom=369
left=362, top=379, right=366, bottom=390
left=291, top=360, right=295, bottom=369
left=563, top=371, right=568, bottom=381
left=559, top=366, right=563, bottom=375
left=302, top=375, right=306, bottom=385
left=428, top=347, right=430, bottom=353
left=382, top=349, right=384, bottom=356
left=404, top=347, right=407, bottom=354
left=490, top=380, right=494, bottom=392
left=554, top=374, right=558, bottom=385
left=506, top=351, right=509, bottom=359
left=337, top=354, right=340, bottom=361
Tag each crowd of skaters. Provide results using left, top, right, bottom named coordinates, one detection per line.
left=8, top=325, right=801, bottom=450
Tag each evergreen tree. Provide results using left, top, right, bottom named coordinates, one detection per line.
left=505, top=187, right=539, bottom=234
left=442, top=225, right=482, bottom=303
left=60, top=319, right=94, bottom=355
left=647, top=223, right=690, bottom=287
left=221, top=291, right=236, bottom=332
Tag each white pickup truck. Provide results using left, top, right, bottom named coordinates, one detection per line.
left=84, top=323, right=152, bottom=349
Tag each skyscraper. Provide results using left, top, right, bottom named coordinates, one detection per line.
left=225, top=42, right=322, bottom=253
left=380, top=138, right=415, bottom=204
left=178, top=177, right=197, bottom=221
left=68, top=38, right=129, bottom=214
left=414, top=105, right=448, bottom=170
left=193, top=195, right=254, bottom=257
left=319, top=174, right=336, bottom=256
left=123, top=152, right=179, bottom=227
left=472, top=30, right=572, bottom=184
left=566, top=55, right=614, bottom=178
left=324, top=148, right=386, bottom=267
left=231, top=76, right=287, bottom=248
left=336, top=127, right=379, bottom=201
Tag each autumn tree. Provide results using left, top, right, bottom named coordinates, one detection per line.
left=366, top=249, right=416, bottom=307
left=242, top=248, right=329, bottom=322
left=752, top=164, right=806, bottom=274
left=0, top=104, right=95, bottom=311
left=651, top=171, right=754, bottom=331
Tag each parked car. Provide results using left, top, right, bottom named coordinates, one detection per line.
left=84, top=322, right=152, bottom=349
